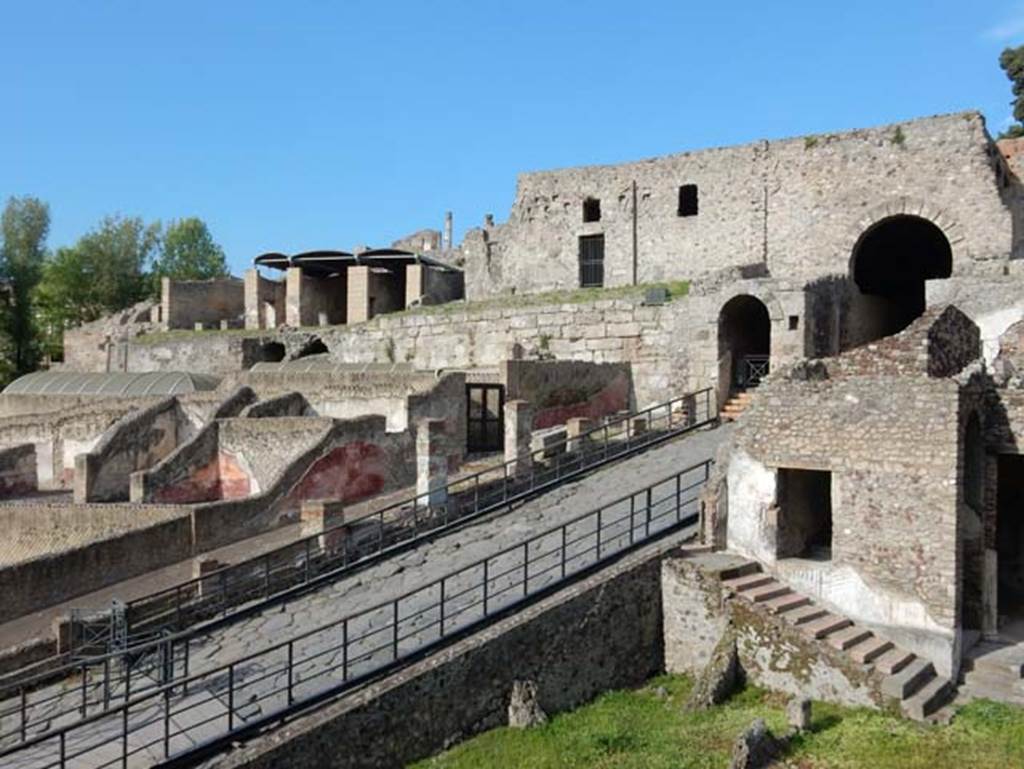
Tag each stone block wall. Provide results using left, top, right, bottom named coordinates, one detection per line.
left=0, top=444, right=36, bottom=498
left=245, top=269, right=287, bottom=330
left=726, top=375, right=963, bottom=674
left=162, top=277, right=245, bottom=330
left=465, top=112, right=1012, bottom=298
left=502, top=358, right=633, bottom=428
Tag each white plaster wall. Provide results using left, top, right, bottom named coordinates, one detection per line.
left=725, top=449, right=777, bottom=563
left=314, top=397, right=408, bottom=432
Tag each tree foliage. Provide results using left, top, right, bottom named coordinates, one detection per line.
left=0, top=196, right=50, bottom=378
left=1000, top=45, right=1024, bottom=138
left=152, top=217, right=228, bottom=283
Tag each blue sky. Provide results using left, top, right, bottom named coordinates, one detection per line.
left=2, top=1, right=1023, bottom=276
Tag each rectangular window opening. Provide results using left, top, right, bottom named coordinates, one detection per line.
left=777, top=468, right=832, bottom=560
left=678, top=184, right=699, bottom=217
left=582, top=197, right=601, bottom=223
left=788, top=315, right=799, bottom=331
left=578, top=234, right=605, bottom=288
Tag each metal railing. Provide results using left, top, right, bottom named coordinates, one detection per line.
left=0, top=388, right=715, bottom=750
left=737, top=355, right=769, bottom=388
left=0, top=459, right=710, bottom=768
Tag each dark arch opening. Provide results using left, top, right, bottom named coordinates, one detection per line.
left=295, top=338, right=329, bottom=359
left=718, top=295, right=771, bottom=391
left=850, top=215, right=952, bottom=345
left=256, top=341, right=286, bottom=363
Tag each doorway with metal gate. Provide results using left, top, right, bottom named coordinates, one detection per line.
left=466, top=384, right=505, bottom=453
left=579, top=234, right=605, bottom=288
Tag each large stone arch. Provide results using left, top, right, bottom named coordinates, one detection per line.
left=717, top=292, right=778, bottom=393
left=840, top=200, right=960, bottom=347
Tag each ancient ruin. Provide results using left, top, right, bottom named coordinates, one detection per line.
left=4, top=109, right=1024, bottom=766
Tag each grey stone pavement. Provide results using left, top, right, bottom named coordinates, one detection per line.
left=0, top=423, right=730, bottom=768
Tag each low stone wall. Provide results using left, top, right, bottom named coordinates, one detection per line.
left=0, top=444, right=36, bottom=498
left=503, top=359, right=633, bottom=428
left=208, top=536, right=671, bottom=769
left=662, top=551, right=894, bottom=710
left=240, top=392, right=310, bottom=418
left=74, top=397, right=184, bottom=503
left=162, top=276, right=244, bottom=330
left=0, top=503, right=192, bottom=623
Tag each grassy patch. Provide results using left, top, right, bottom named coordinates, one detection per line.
left=412, top=675, right=1024, bottom=769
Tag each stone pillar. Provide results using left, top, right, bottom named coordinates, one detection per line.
left=417, top=419, right=448, bottom=507
left=244, top=268, right=262, bottom=330
left=566, top=417, right=593, bottom=453
left=629, top=415, right=648, bottom=437
left=444, top=211, right=453, bottom=250
left=192, top=556, right=228, bottom=598
left=505, top=400, right=534, bottom=474
left=347, top=265, right=371, bottom=324
left=406, top=264, right=424, bottom=308
left=285, top=267, right=304, bottom=327
left=300, top=499, right=348, bottom=551
left=160, top=276, right=172, bottom=330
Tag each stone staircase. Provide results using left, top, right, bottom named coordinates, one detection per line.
left=721, top=565, right=954, bottom=719
left=720, top=391, right=754, bottom=421
left=959, top=639, right=1024, bottom=706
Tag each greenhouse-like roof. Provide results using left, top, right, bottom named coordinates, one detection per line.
left=2, top=371, right=222, bottom=397
left=249, top=358, right=415, bottom=375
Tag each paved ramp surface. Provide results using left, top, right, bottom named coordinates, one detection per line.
left=1, top=423, right=731, bottom=768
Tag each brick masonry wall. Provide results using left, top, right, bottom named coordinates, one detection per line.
left=465, top=112, right=1013, bottom=298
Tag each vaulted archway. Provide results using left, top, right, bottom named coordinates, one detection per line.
left=718, top=294, right=771, bottom=393
left=848, top=215, right=952, bottom=346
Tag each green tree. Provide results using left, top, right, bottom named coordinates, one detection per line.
left=1000, top=45, right=1024, bottom=138
left=35, top=215, right=159, bottom=356
left=152, top=217, right=228, bottom=283
left=0, top=196, right=50, bottom=378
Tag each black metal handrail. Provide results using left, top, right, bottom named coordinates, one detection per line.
left=0, top=388, right=715, bottom=743
left=0, top=459, right=710, bottom=768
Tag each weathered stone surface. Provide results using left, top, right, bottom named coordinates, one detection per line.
left=686, top=627, right=740, bottom=710
left=508, top=680, right=548, bottom=728
left=728, top=718, right=779, bottom=769
left=786, top=696, right=812, bottom=732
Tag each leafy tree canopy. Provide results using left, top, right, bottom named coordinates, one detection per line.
left=1000, top=45, right=1024, bottom=138
left=152, top=217, right=228, bottom=282
left=0, top=196, right=50, bottom=376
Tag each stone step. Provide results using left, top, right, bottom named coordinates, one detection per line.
left=803, top=614, right=853, bottom=640
left=747, top=584, right=792, bottom=603
left=902, top=675, right=953, bottom=719
left=874, top=648, right=916, bottom=676
left=722, top=573, right=774, bottom=593
left=718, top=561, right=762, bottom=582
left=785, top=605, right=830, bottom=626
left=960, top=666, right=1024, bottom=692
left=763, top=592, right=811, bottom=615
left=849, top=637, right=894, bottom=665
left=882, top=658, right=935, bottom=700
left=827, top=626, right=873, bottom=652
left=962, top=642, right=1024, bottom=678
left=960, top=673, right=1024, bottom=706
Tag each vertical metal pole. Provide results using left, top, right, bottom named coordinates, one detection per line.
left=175, top=584, right=182, bottom=631
left=439, top=578, right=446, bottom=637
left=645, top=486, right=653, bottom=537
left=220, top=569, right=228, bottom=616
left=474, top=474, right=480, bottom=512
left=483, top=560, right=489, bottom=616
left=227, top=664, right=235, bottom=731
left=287, top=641, right=294, bottom=705
left=122, top=700, right=129, bottom=769
left=629, top=495, right=636, bottom=545
left=183, top=639, right=190, bottom=695
left=342, top=619, right=349, bottom=680
left=523, top=542, right=529, bottom=596
left=264, top=555, right=271, bottom=597
left=19, top=687, right=26, bottom=742
left=561, top=526, right=567, bottom=579
left=596, top=508, right=602, bottom=558
left=60, top=731, right=66, bottom=768
left=80, top=665, right=87, bottom=716
left=163, top=687, right=171, bottom=758
left=676, top=472, right=682, bottom=521
left=393, top=599, right=400, bottom=660
left=603, top=424, right=610, bottom=460
left=104, top=657, right=111, bottom=709
left=305, top=537, right=312, bottom=581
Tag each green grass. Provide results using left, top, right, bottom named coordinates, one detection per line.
left=133, top=281, right=690, bottom=345
left=411, top=675, right=1024, bottom=769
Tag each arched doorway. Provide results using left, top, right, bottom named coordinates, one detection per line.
left=718, top=295, right=771, bottom=393
left=849, top=215, right=952, bottom=346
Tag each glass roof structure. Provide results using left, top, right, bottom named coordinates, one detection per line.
left=2, top=371, right=221, bottom=397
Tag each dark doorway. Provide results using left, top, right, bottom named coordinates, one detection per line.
left=849, top=215, right=952, bottom=346
left=579, top=234, right=605, bottom=288
left=777, top=468, right=833, bottom=560
left=718, top=295, right=771, bottom=391
left=467, top=384, right=505, bottom=453
left=997, top=454, right=1024, bottom=618
left=295, top=338, right=329, bottom=359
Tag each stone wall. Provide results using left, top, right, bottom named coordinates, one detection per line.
left=0, top=503, right=191, bottom=623
left=465, top=112, right=1012, bottom=298
left=162, top=277, right=245, bottom=330
left=726, top=374, right=963, bottom=675
left=205, top=537, right=669, bottom=769
left=244, top=270, right=287, bottom=330
left=502, top=358, right=633, bottom=428
left=73, top=397, right=188, bottom=503
left=0, top=444, right=36, bottom=498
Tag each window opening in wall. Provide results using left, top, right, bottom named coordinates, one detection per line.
left=788, top=315, right=799, bottom=331
left=777, top=468, right=832, bottom=560
left=466, top=384, right=505, bottom=453
left=578, top=234, right=605, bottom=288
left=965, top=413, right=985, bottom=511
left=678, top=184, right=699, bottom=217
left=582, top=197, right=601, bottom=223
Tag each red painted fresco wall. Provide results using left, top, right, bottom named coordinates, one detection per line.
left=283, top=441, right=387, bottom=512
left=151, top=450, right=251, bottom=504
left=532, top=372, right=630, bottom=430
